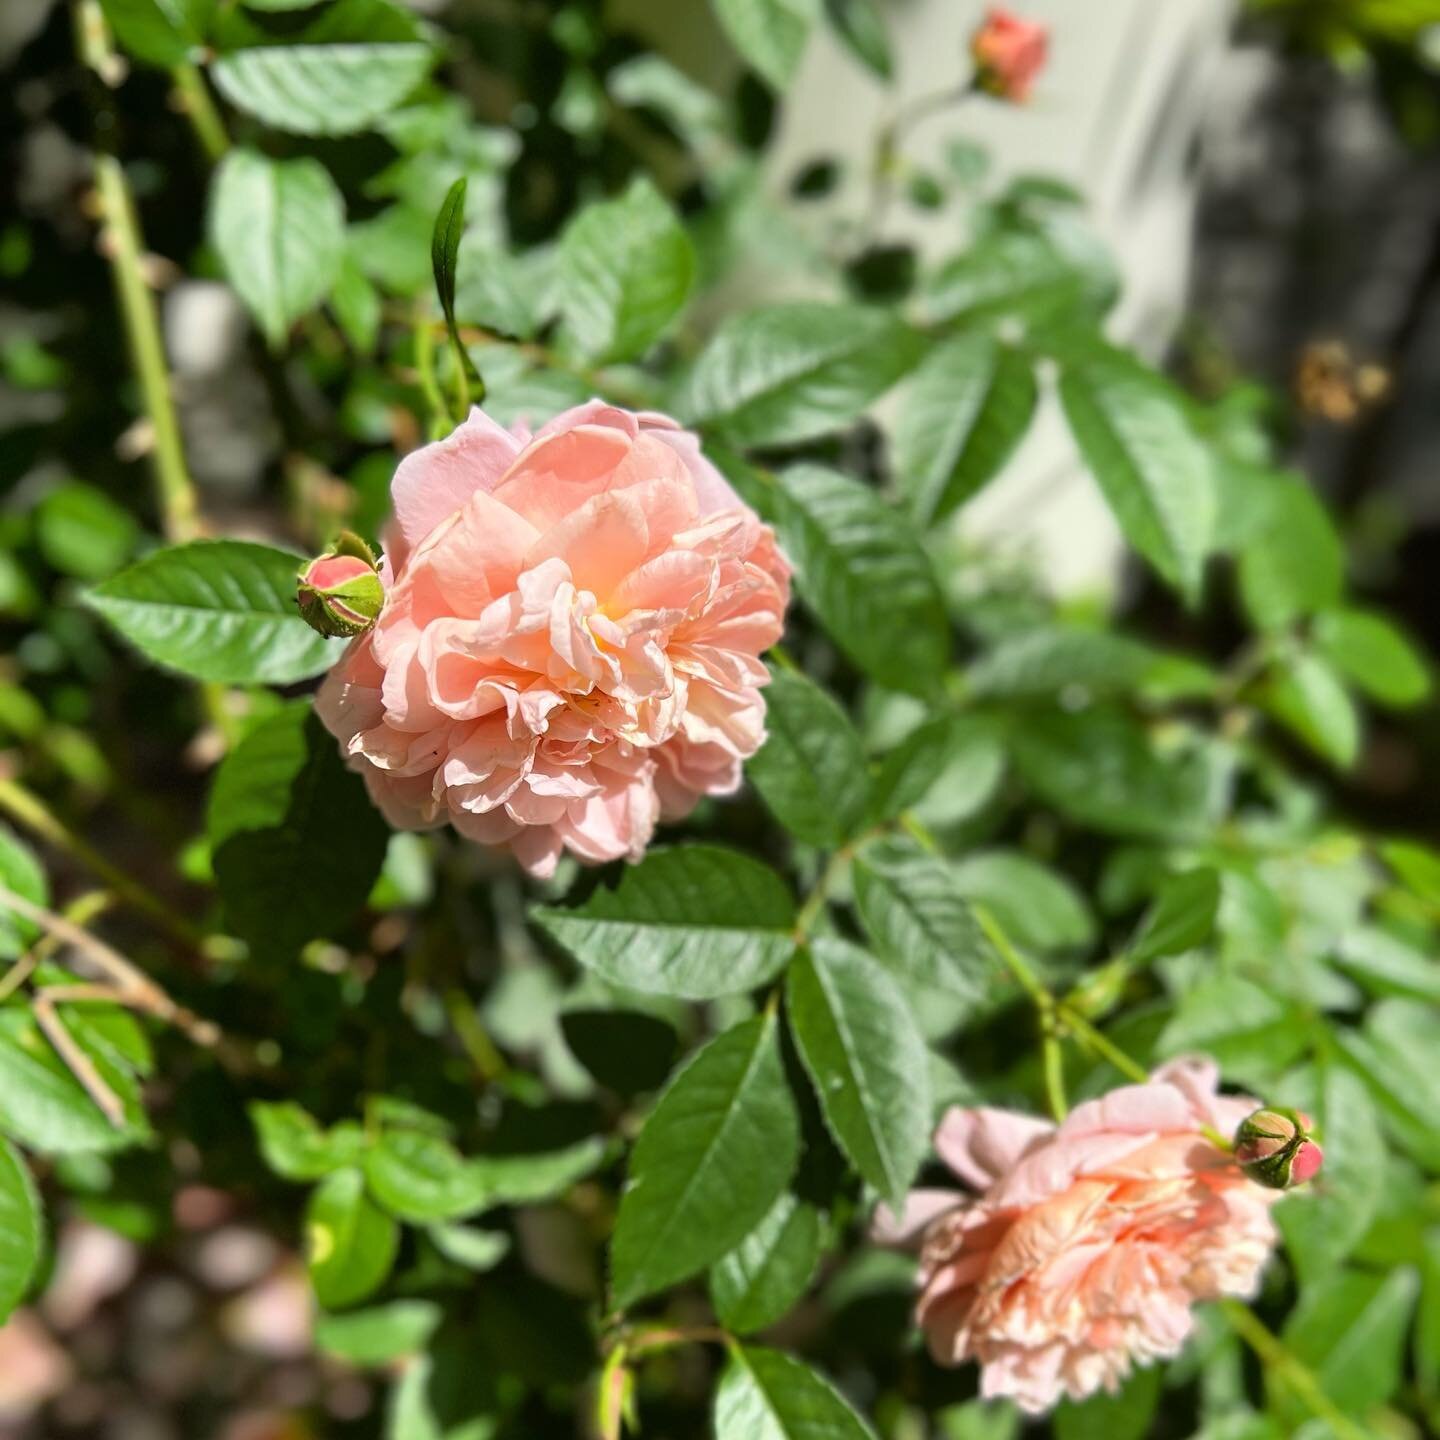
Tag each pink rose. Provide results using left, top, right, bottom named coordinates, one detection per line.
left=875, top=1059, right=1282, bottom=1414
left=970, top=7, right=1049, bottom=104
left=317, top=401, right=790, bottom=878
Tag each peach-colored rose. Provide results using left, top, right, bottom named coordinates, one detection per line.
left=317, top=402, right=790, bottom=878
left=970, top=7, right=1049, bottom=103
left=875, top=1059, right=1282, bottom=1413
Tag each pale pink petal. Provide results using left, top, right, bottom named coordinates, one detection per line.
left=935, top=1107, right=1055, bottom=1192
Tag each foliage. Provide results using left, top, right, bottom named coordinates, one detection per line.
left=1, top=2, right=1438, bottom=1438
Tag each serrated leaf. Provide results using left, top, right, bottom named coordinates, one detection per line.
left=210, top=149, right=346, bottom=346
left=1128, top=868, right=1220, bottom=964
left=772, top=463, right=948, bottom=694
left=1011, top=706, right=1211, bottom=840
left=681, top=304, right=924, bottom=447
left=746, top=668, right=870, bottom=847
left=1333, top=926, right=1440, bottom=1003
left=852, top=837, right=1001, bottom=1003
left=86, top=540, right=344, bottom=684
left=208, top=706, right=389, bottom=957
left=897, top=333, right=1037, bottom=524
left=710, top=1191, right=822, bottom=1334
left=0, top=1137, right=41, bottom=1323
left=786, top=938, right=930, bottom=1208
left=212, top=0, right=434, bottom=137
left=0, top=1008, right=149, bottom=1155
left=1263, top=651, right=1360, bottom=769
left=1276, top=1266, right=1417, bottom=1424
left=1059, top=356, right=1215, bottom=602
left=712, top=0, right=819, bottom=89
left=950, top=849, right=1095, bottom=953
left=714, top=1345, right=877, bottom=1440
left=557, top=176, right=694, bottom=363
left=250, top=1101, right=366, bottom=1181
left=532, top=846, right=795, bottom=1000
left=1276, top=1065, right=1385, bottom=1283
left=1237, top=476, right=1344, bottom=631
left=0, top=825, right=47, bottom=962
left=611, top=1013, right=799, bottom=1308
left=306, top=1167, right=398, bottom=1310
left=1314, top=607, right=1430, bottom=709
left=100, top=0, right=212, bottom=67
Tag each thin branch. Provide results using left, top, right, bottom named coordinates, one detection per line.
left=33, top=984, right=129, bottom=1127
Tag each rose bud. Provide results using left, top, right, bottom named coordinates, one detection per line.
left=969, top=7, right=1049, bottom=104
left=1233, top=1107, right=1324, bottom=1190
left=296, top=531, right=384, bottom=638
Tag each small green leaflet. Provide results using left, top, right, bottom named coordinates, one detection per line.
left=711, top=0, right=820, bottom=90
left=431, top=176, right=483, bottom=409
left=306, top=1167, right=399, bottom=1310
left=710, top=1191, right=823, bottom=1335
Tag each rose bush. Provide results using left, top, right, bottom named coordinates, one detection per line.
left=1, top=2, right=1437, bottom=1439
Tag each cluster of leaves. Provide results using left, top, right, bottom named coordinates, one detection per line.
left=3, top=1, right=1440, bottom=1438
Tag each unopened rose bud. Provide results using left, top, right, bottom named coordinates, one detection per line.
left=969, top=7, right=1049, bottom=104
left=296, top=531, right=384, bottom=638
left=1234, top=1107, right=1324, bottom=1190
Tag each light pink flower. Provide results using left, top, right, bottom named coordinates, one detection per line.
left=876, top=1058, right=1282, bottom=1414
left=317, top=402, right=790, bottom=878
left=970, top=7, right=1049, bottom=103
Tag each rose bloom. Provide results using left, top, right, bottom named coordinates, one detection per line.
left=317, top=402, right=790, bottom=878
left=970, top=7, right=1049, bottom=103
left=875, top=1058, right=1282, bottom=1413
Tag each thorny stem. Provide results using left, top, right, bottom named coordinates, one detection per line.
left=1220, top=1299, right=1372, bottom=1440
left=0, top=776, right=204, bottom=950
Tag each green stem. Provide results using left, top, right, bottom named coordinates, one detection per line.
left=169, top=62, right=229, bottom=162
left=794, top=841, right=866, bottom=941
left=442, top=986, right=509, bottom=1085
left=1040, top=1018, right=1068, bottom=1121
left=1219, top=1300, right=1371, bottom=1440
left=972, top=903, right=1051, bottom=1011
left=414, top=302, right=448, bottom=438
left=0, top=777, right=203, bottom=950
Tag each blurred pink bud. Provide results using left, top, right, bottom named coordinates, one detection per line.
left=970, top=7, right=1049, bottom=103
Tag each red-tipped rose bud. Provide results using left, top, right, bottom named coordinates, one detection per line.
left=1234, top=1107, right=1324, bottom=1190
left=297, top=531, right=384, bottom=638
left=970, top=7, right=1049, bottom=104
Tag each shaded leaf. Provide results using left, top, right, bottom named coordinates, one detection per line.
left=710, top=1190, right=823, bottom=1334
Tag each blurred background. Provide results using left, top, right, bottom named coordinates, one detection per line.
left=3, top=0, right=1440, bottom=1435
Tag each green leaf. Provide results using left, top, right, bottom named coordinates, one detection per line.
left=823, top=0, right=891, bottom=78
left=710, top=1191, right=823, bottom=1335
left=0, top=825, right=47, bottom=962
left=0, top=1007, right=149, bottom=1154
left=1338, top=999, right=1440, bottom=1169
left=250, top=1101, right=366, bottom=1181
left=714, top=1345, right=877, bottom=1440
left=208, top=706, right=390, bottom=957
left=1128, top=868, right=1220, bottom=964
left=557, top=176, right=695, bottom=363
left=306, top=1167, right=399, bottom=1310
left=387, top=1337, right=499, bottom=1440
left=1158, top=975, right=1307, bottom=1089
left=427, top=1224, right=509, bottom=1271
left=681, top=304, right=924, bottom=447
left=532, top=846, right=795, bottom=1000
left=453, top=238, right=539, bottom=340
left=1380, top=840, right=1440, bottom=910
left=711, top=0, right=819, bottom=89
left=1054, top=1365, right=1161, bottom=1440
left=1314, top=607, right=1431, bottom=709
left=430, top=176, right=481, bottom=396
left=0, top=1136, right=41, bottom=1323
left=1059, top=356, right=1215, bottom=603
left=964, top=626, right=1214, bottom=703
left=35, top=482, right=139, bottom=581
left=897, top=334, right=1037, bottom=525
left=771, top=463, right=948, bottom=694
left=212, top=0, right=434, bottom=137
left=100, top=0, right=211, bottom=67
left=315, top=1299, right=440, bottom=1364
left=1276, top=1065, right=1385, bottom=1284
left=86, top=540, right=344, bottom=684
left=611, top=1013, right=799, bottom=1308
left=1333, top=926, right=1440, bottom=1003
left=1011, top=706, right=1211, bottom=840
left=867, top=716, right=1005, bottom=826
left=1263, top=652, right=1360, bottom=769
left=1237, top=476, right=1344, bottom=631
left=950, top=850, right=1095, bottom=953
left=787, top=938, right=931, bottom=1208
left=331, top=253, right=382, bottom=355
left=209, top=149, right=345, bottom=346
left=746, top=668, right=870, bottom=847
left=1276, top=1266, right=1418, bottom=1423
left=852, top=837, right=1002, bottom=1003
